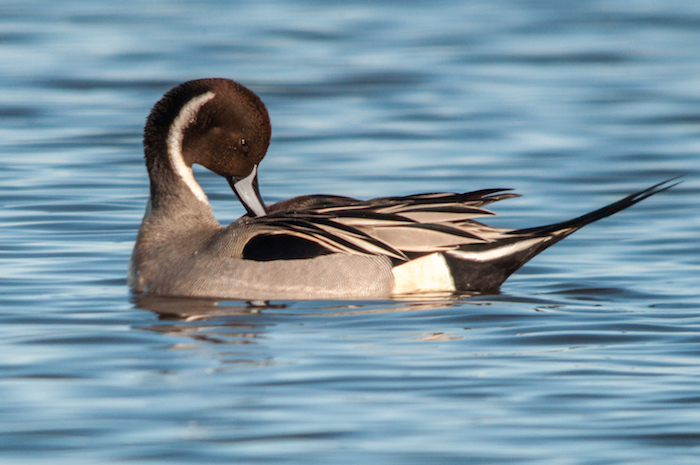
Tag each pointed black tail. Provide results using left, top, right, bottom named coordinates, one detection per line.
left=510, top=177, right=680, bottom=238
left=444, top=178, right=680, bottom=292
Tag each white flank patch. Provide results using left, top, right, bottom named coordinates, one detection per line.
left=392, top=253, right=456, bottom=294
left=166, top=91, right=216, bottom=204
left=447, top=237, right=546, bottom=262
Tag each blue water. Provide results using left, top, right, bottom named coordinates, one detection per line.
left=1, top=0, right=699, bottom=463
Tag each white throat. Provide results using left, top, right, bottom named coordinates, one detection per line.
left=166, top=91, right=216, bottom=204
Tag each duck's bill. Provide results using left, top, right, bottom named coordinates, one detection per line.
left=228, top=165, right=267, bottom=217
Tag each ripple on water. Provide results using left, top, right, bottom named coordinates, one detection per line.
left=0, top=0, right=699, bottom=464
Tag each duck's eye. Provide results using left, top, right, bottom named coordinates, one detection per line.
left=240, top=138, right=246, bottom=147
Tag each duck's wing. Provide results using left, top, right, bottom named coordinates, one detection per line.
left=235, top=189, right=520, bottom=262
left=234, top=179, right=677, bottom=290
left=265, top=194, right=362, bottom=213
left=228, top=179, right=677, bottom=293
left=320, top=189, right=520, bottom=253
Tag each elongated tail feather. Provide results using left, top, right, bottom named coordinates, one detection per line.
left=443, top=178, right=680, bottom=292
left=510, top=178, right=680, bottom=238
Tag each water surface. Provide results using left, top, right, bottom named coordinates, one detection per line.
left=1, top=0, right=699, bottom=463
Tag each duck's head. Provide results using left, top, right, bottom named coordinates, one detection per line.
left=144, top=78, right=271, bottom=216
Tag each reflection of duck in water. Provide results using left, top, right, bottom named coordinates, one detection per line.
left=133, top=295, right=273, bottom=347
left=134, top=295, right=458, bottom=321
left=134, top=295, right=273, bottom=320
left=129, top=78, right=677, bottom=300
left=133, top=295, right=460, bottom=348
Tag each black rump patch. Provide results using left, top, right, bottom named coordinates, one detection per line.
left=242, top=234, right=331, bottom=261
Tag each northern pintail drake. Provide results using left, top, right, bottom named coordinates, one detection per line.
left=128, top=78, right=676, bottom=300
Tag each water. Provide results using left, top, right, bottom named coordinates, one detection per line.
left=1, top=0, right=699, bottom=463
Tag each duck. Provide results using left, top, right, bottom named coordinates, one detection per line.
left=128, top=78, right=677, bottom=300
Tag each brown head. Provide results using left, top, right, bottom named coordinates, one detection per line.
left=143, top=78, right=271, bottom=214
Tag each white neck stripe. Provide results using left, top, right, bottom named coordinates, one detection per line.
left=166, top=91, right=216, bottom=204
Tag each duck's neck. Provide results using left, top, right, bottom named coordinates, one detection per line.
left=144, top=158, right=217, bottom=226
left=140, top=132, right=217, bottom=238
left=142, top=88, right=218, bottom=226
